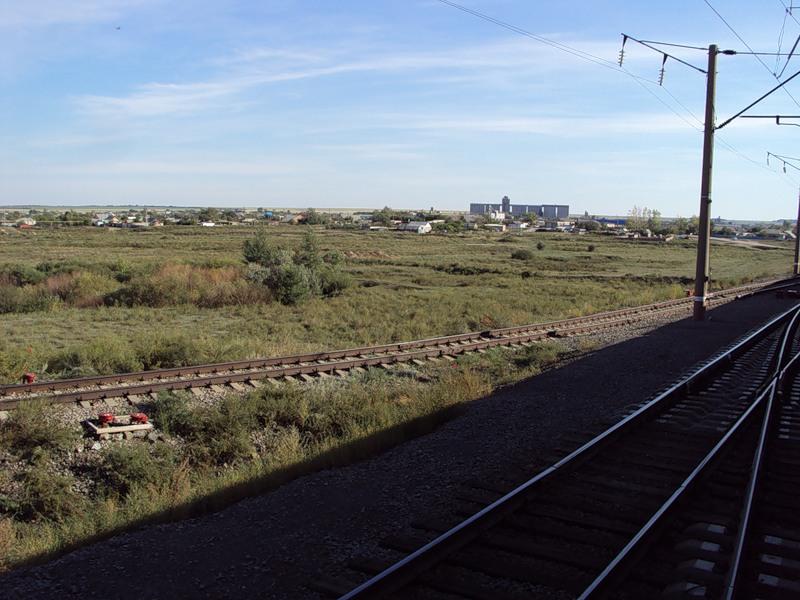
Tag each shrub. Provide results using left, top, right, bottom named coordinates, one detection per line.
left=536, top=241, right=545, bottom=250
left=511, top=249, right=534, bottom=261
left=322, top=250, right=344, bottom=266
left=45, top=271, right=118, bottom=307
left=242, top=230, right=349, bottom=305
left=132, top=333, right=203, bottom=370
left=0, top=265, right=46, bottom=286
left=96, top=443, right=179, bottom=499
left=512, top=342, right=561, bottom=369
left=108, top=264, right=259, bottom=309
left=294, top=231, right=323, bottom=270
left=0, top=401, right=77, bottom=458
left=318, top=268, right=351, bottom=297
left=520, top=270, right=532, bottom=279
left=587, top=244, right=596, bottom=252
left=270, top=263, right=313, bottom=305
left=243, top=229, right=283, bottom=267
left=17, top=454, right=87, bottom=522
left=0, top=285, right=58, bottom=314
left=150, top=393, right=192, bottom=436
left=178, top=396, right=258, bottom=466
left=48, top=337, right=143, bottom=377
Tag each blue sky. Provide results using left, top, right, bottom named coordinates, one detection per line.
left=2, top=1, right=800, bottom=219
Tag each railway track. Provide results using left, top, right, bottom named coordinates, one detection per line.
left=325, top=298, right=800, bottom=599
left=0, top=278, right=793, bottom=410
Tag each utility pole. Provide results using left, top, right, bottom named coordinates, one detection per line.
left=693, top=45, right=718, bottom=321
left=795, top=187, right=800, bottom=276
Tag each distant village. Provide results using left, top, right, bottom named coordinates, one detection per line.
left=0, top=197, right=796, bottom=241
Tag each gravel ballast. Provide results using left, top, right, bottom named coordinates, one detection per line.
left=1, top=293, right=796, bottom=600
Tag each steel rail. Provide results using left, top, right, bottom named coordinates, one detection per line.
left=0, top=298, right=688, bottom=397
left=721, top=308, right=800, bottom=599
left=338, top=302, right=800, bottom=600
left=0, top=311, right=680, bottom=410
left=0, top=278, right=781, bottom=403
left=580, top=303, right=800, bottom=598
left=578, top=380, right=778, bottom=599
left=734, top=277, right=800, bottom=299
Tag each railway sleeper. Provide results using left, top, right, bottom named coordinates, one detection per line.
left=381, top=532, right=592, bottom=594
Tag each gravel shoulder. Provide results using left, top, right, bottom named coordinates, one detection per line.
left=1, top=294, right=796, bottom=600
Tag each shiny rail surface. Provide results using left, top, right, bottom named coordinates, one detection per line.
left=333, top=300, right=800, bottom=599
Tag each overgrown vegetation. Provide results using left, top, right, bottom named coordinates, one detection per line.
left=243, top=229, right=350, bottom=304
left=0, top=225, right=793, bottom=384
left=0, top=361, right=489, bottom=568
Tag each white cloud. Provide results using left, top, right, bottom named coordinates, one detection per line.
left=73, top=37, right=644, bottom=119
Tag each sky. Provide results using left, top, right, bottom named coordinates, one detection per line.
left=2, top=1, right=800, bottom=219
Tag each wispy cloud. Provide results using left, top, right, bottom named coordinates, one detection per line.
left=74, top=37, right=640, bottom=119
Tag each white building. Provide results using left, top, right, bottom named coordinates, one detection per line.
left=399, top=221, right=432, bottom=234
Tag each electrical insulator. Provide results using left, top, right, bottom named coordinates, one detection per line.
left=658, top=54, right=668, bottom=86
left=618, top=35, right=628, bottom=67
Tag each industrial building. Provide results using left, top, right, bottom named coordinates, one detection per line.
left=469, top=196, right=569, bottom=219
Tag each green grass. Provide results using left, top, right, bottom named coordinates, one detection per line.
left=0, top=226, right=792, bottom=384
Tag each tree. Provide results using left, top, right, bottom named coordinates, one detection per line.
left=198, top=207, right=219, bottom=222
left=647, top=209, right=662, bottom=233
left=243, top=228, right=283, bottom=267
left=304, top=208, right=330, bottom=225
left=294, top=231, right=323, bottom=270
left=626, top=206, right=645, bottom=232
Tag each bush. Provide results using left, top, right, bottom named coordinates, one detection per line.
left=178, top=396, right=258, bottom=466
left=511, top=249, right=534, bottom=261
left=512, top=342, right=561, bottom=369
left=536, top=241, right=545, bottom=250
left=242, top=230, right=349, bottom=305
left=0, top=265, right=46, bottom=286
left=108, top=264, right=264, bottom=309
left=49, top=337, right=143, bottom=377
left=270, top=263, right=313, bottom=305
left=45, top=271, right=118, bottom=308
left=243, top=229, right=283, bottom=267
left=520, top=270, right=532, bottom=279
left=0, top=285, right=58, bottom=314
left=17, top=453, right=86, bottom=522
left=318, top=268, right=351, bottom=297
left=132, top=333, right=203, bottom=370
left=97, top=443, right=179, bottom=499
left=321, top=250, right=344, bottom=266
left=587, top=244, right=596, bottom=252
left=0, top=401, right=77, bottom=458
left=150, top=393, right=192, bottom=435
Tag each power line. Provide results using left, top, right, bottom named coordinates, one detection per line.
left=434, top=0, right=619, bottom=72
left=703, top=0, right=800, bottom=109
left=621, top=34, right=707, bottom=74
left=776, top=5, right=789, bottom=72
left=717, top=67, right=800, bottom=129
left=638, top=40, right=707, bottom=51
left=777, top=34, right=800, bottom=77
left=434, top=0, right=794, bottom=183
left=778, top=0, right=800, bottom=28
left=434, top=1, right=705, bottom=131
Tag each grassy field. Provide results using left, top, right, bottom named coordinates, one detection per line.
left=0, top=225, right=793, bottom=383
left=0, top=224, right=793, bottom=571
